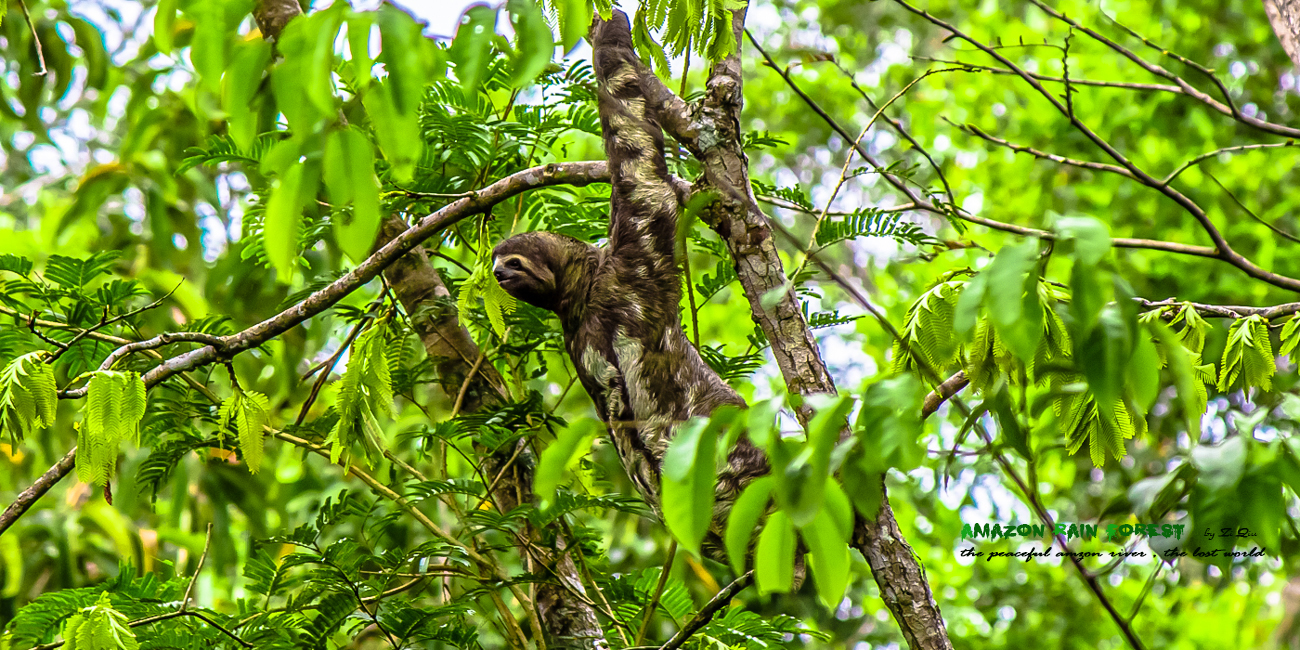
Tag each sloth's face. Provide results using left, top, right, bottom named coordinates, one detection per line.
left=491, top=232, right=574, bottom=311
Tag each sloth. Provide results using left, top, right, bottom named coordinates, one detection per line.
left=491, top=11, right=766, bottom=526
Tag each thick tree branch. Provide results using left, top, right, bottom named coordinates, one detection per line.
left=0, top=449, right=76, bottom=536
left=252, top=0, right=302, bottom=42
left=923, top=372, right=970, bottom=419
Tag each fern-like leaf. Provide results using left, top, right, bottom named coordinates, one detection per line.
left=1218, top=315, right=1275, bottom=392
left=220, top=390, right=271, bottom=474
left=326, top=322, right=396, bottom=465
left=0, top=351, right=57, bottom=446
left=78, top=371, right=147, bottom=486
left=814, top=208, right=935, bottom=249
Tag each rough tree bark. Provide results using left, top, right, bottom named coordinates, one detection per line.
left=377, top=217, right=609, bottom=649
left=1265, top=0, right=1300, bottom=67
left=638, top=9, right=954, bottom=650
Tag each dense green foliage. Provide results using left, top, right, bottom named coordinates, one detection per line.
left=2, top=0, right=1300, bottom=648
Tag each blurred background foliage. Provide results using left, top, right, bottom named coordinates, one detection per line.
left=0, top=0, right=1299, bottom=648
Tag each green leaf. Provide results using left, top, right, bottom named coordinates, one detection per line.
left=777, top=394, right=853, bottom=527
left=61, top=593, right=138, bottom=650
left=990, top=387, right=1030, bottom=460
left=800, top=509, right=852, bottom=609
left=1150, top=321, right=1206, bottom=433
left=534, top=418, right=600, bottom=503
left=661, top=408, right=739, bottom=556
left=0, top=351, right=56, bottom=446
left=554, top=0, right=593, bottom=52
left=361, top=7, right=440, bottom=184
left=450, top=5, right=497, bottom=97
left=1055, top=216, right=1111, bottom=266
left=1191, top=436, right=1247, bottom=496
left=188, top=0, right=229, bottom=96
left=263, top=159, right=322, bottom=283
left=1280, top=317, right=1300, bottom=360
left=1127, top=329, right=1161, bottom=412
left=346, top=12, right=375, bottom=92
left=326, top=322, right=395, bottom=465
left=220, top=390, right=271, bottom=474
left=822, top=480, right=854, bottom=542
left=953, top=270, right=987, bottom=338
left=459, top=235, right=519, bottom=339
left=1069, top=260, right=1106, bottom=337
left=1218, top=315, right=1275, bottom=392
left=1079, top=306, right=1131, bottom=409
left=78, top=371, right=146, bottom=487
left=854, top=374, right=925, bottom=474
left=153, top=0, right=178, bottom=55
left=724, top=476, right=773, bottom=574
left=983, top=239, right=1042, bottom=361
left=1172, top=303, right=1209, bottom=355
left=755, top=510, right=795, bottom=595
left=742, top=397, right=781, bottom=448
left=323, top=128, right=382, bottom=263
left=508, top=0, right=554, bottom=87
left=223, top=38, right=272, bottom=152
left=893, top=280, right=964, bottom=373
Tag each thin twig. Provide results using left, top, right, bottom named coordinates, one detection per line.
left=1026, top=0, right=1299, bottom=139
left=16, top=0, right=47, bottom=76
left=955, top=121, right=1137, bottom=180
left=914, top=56, right=1182, bottom=92
left=450, top=351, right=487, bottom=419
left=635, top=541, right=678, bottom=645
left=1205, top=171, right=1300, bottom=245
left=295, top=317, right=368, bottom=426
left=744, top=29, right=927, bottom=207
left=1163, top=142, right=1300, bottom=186
left=49, top=282, right=183, bottom=362
left=181, top=523, right=214, bottom=611
left=831, top=60, right=957, bottom=207
left=894, top=0, right=1300, bottom=293
left=658, top=571, right=753, bottom=650
left=1135, top=297, right=1300, bottom=320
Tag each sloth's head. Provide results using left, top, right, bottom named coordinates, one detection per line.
left=491, top=232, right=594, bottom=312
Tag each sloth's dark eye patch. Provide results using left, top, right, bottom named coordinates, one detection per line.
left=506, top=258, right=523, bottom=270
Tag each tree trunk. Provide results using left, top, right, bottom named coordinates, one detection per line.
left=638, top=9, right=955, bottom=649
left=1265, top=0, right=1300, bottom=67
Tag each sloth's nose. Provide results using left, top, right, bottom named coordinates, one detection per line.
left=493, top=269, right=508, bottom=281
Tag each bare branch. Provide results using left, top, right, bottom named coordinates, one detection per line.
left=956, top=122, right=1138, bottom=180
left=1026, top=0, right=1300, bottom=139
left=1163, top=141, right=1300, bottom=185
left=893, top=0, right=1300, bottom=292
left=923, top=372, right=970, bottom=419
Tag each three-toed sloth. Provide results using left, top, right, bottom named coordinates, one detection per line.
left=491, top=11, right=766, bottom=540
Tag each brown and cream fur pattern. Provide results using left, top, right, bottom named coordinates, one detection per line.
left=492, top=12, right=766, bottom=529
